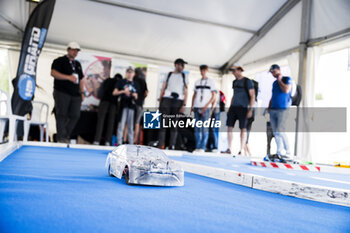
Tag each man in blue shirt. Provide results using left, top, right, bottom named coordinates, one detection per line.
left=268, top=64, right=292, bottom=161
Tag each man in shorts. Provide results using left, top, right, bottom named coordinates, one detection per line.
left=222, top=65, right=255, bottom=156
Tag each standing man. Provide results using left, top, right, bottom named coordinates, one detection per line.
left=113, top=67, right=138, bottom=145
left=93, top=73, right=122, bottom=146
left=222, top=65, right=255, bottom=156
left=134, top=67, right=148, bottom=144
left=267, top=64, right=292, bottom=161
left=157, top=58, right=189, bottom=150
left=208, top=90, right=225, bottom=153
left=51, top=42, right=84, bottom=143
left=191, top=65, right=216, bottom=153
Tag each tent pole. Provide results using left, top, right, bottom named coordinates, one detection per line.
left=0, top=13, right=23, bottom=34
left=220, top=0, right=300, bottom=73
left=295, top=0, right=312, bottom=157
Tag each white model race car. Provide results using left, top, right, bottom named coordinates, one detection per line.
left=106, top=145, right=184, bottom=186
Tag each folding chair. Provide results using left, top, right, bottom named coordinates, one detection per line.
left=0, top=89, right=27, bottom=143
left=24, top=101, right=49, bottom=142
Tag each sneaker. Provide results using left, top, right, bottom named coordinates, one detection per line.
left=263, top=155, right=270, bottom=161
left=268, top=154, right=280, bottom=162
left=281, top=155, right=294, bottom=163
left=274, top=154, right=287, bottom=163
left=221, top=149, right=235, bottom=157
left=70, top=139, right=77, bottom=144
left=105, top=142, right=111, bottom=146
left=168, top=145, right=176, bottom=150
left=212, top=149, right=218, bottom=153
left=193, top=149, right=205, bottom=154
left=221, top=149, right=231, bottom=154
left=92, top=141, right=99, bottom=145
left=151, top=141, right=159, bottom=147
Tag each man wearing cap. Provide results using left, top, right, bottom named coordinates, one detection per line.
left=157, top=58, right=189, bottom=149
left=113, top=67, right=139, bottom=145
left=223, top=65, right=255, bottom=156
left=51, top=42, right=84, bottom=143
left=267, top=64, right=292, bottom=161
left=191, top=65, right=217, bottom=153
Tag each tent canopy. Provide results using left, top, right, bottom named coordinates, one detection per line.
left=0, top=0, right=349, bottom=69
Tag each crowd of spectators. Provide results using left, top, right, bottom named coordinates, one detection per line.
left=50, top=42, right=296, bottom=160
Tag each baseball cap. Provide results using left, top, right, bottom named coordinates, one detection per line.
left=269, top=64, right=280, bottom=72
left=67, top=42, right=81, bottom=51
left=229, top=64, right=244, bottom=72
left=126, top=66, right=135, bottom=72
left=174, top=58, right=188, bottom=65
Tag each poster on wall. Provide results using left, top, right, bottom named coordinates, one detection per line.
left=111, top=58, right=147, bottom=77
left=77, top=54, right=148, bottom=110
left=77, top=52, right=111, bottom=110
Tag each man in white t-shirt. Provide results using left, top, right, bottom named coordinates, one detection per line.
left=157, top=58, right=189, bottom=149
left=191, top=65, right=216, bottom=153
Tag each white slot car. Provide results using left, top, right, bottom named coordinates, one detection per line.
left=106, top=145, right=184, bottom=186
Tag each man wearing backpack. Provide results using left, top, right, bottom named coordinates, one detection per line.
left=267, top=64, right=292, bottom=162
left=157, top=58, right=189, bottom=150
left=222, top=65, right=255, bottom=156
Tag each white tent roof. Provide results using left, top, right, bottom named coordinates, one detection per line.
left=239, top=0, right=350, bottom=66
left=0, top=0, right=349, bottom=69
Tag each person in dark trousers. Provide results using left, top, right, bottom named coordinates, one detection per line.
left=222, top=65, right=255, bottom=156
left=134, top=67, right=148, bottom=144
left=266, top=121, right=275, bottom=156
left=113, top=67, right=139, bottom=145
left=157, top=58, right=189, bottom=150
left=262, top=109, right=275, bottom=158
left=51, top=42, right=84, bottom=143
left=93, top=72, right=122, bottom=146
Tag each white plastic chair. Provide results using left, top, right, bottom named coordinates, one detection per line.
left=24, top=101, right=49, bottom=142
left=0, top=89, right=27, bottom=143
left=0, top=94, right=8, bottom=143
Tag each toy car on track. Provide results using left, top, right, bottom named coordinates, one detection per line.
left=106, top=145, right=184, bottom=186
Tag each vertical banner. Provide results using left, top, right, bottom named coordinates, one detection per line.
left=11, top=0, right=55, bottom=115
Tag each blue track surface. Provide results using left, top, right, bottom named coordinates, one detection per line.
left=0, top=146, right=349, bottom=233
left=172, top=154, right=350, bottom=190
